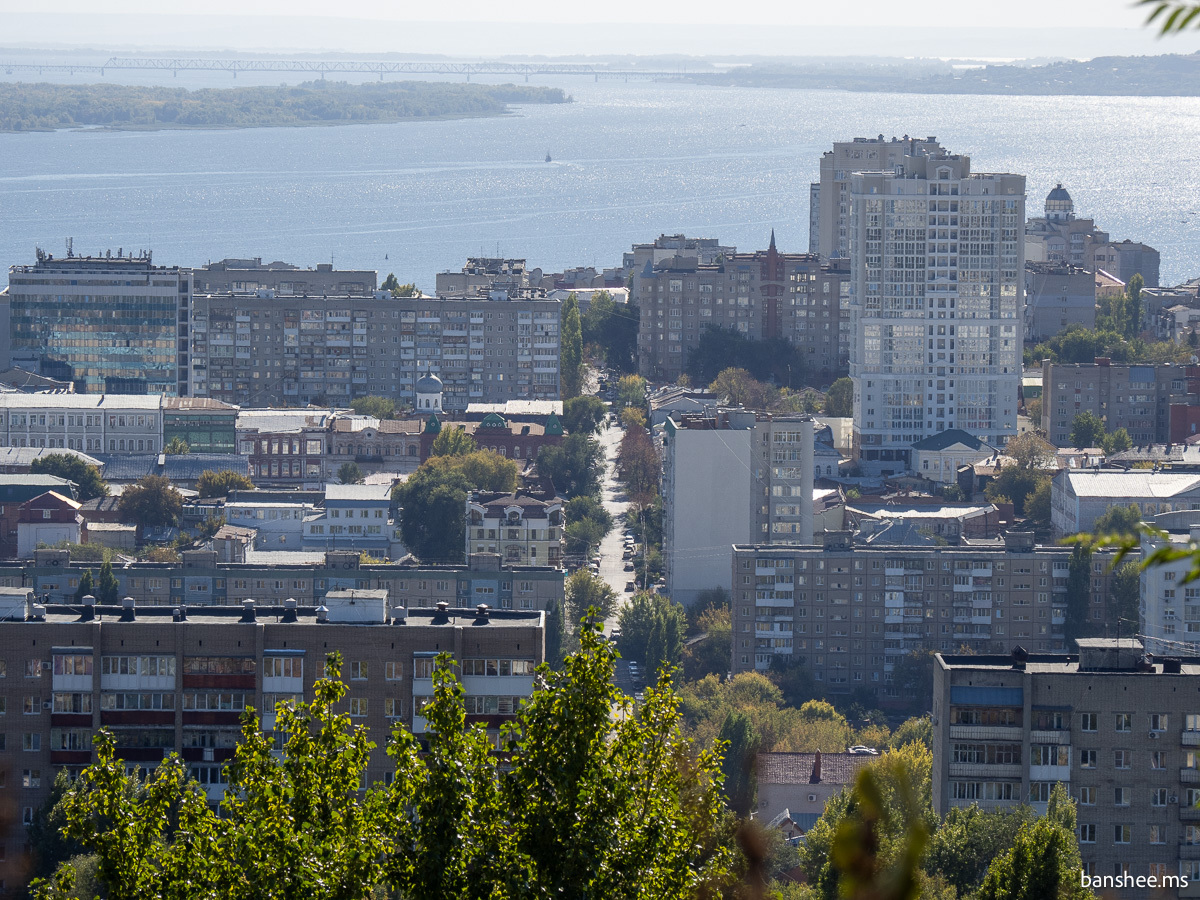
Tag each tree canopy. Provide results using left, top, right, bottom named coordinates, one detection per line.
left=581, top=292, right=639, bottom=373
left=30, top=453, right=108, bottom=502
left=824, top=377, right=853, bottom=417
left=349, top=395, right=397, bottom=419
left=617, top=591, right=687, bottom=679
left=32, top=630, right=731, bottom=900
left=560, top=292, right=585, bottom=400
left=336, top=462, right=365, bottom=485
left=195, top=469, right=255, bottom=499
left=429, top=425, right=476, bottom=458
left=561, top=395, right=607, bottom=436
left=395, top=451, right=520, bottom=563
left=118, top=475, right=182, bottom=528
left=537, top=433, right=604, bottom=499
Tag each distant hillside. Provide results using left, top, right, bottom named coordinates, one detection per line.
left=0, top=80, right=570, bottom=132
left=697, top=52, right=1200, bottom=96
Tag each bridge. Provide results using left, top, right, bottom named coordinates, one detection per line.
left=1, top=57, right=701, bottom=82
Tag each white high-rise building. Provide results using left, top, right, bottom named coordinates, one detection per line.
left=847, top=146, right=1025, bottom=475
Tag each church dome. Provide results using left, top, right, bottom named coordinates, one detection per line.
left=415, top=370, right=443, bottom=394
left=1045, top=183, right=1074, bottom=222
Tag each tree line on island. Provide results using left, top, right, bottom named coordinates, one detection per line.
left=0, top=80, right=569, bottom=132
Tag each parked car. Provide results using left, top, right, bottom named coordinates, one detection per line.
left=623, top=562, right=634, bottom=572
left=625, top=581, right=636, bottom=592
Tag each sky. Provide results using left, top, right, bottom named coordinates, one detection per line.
left=0, top=0, right=1194, bottom=58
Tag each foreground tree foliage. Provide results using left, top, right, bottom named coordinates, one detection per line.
left=34, top=629, right=731, bottom=900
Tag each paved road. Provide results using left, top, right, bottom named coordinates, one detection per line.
left=594, top=419, right=634, bottom=634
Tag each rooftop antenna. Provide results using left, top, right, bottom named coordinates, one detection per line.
left=65, top=237, right=73, bottom=258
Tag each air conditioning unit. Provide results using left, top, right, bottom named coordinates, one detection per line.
left=42, top=700, right=51, bottom=710
left=808, top=793, right=818, bottom=803
left=41, top=661, right=51, bottom=671
left=1150, top=731, right=1160, bottom=739
left=1171, top=794, right=1180, bottom=804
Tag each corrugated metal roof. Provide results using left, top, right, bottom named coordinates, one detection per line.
left=1064, top=471, right=1200, bottom=499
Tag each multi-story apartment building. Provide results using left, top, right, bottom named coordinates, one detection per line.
left=810, top=135, right=945, bottom=260
left=662, top=412, right=815, bottom=604
left=7, top=250, right=191, bottom=395
left=190, top=259, right=376, bottom=296
left=1040, top=359, right=1196, bottom=446
left=191, top=290, right=561, bottom=412
left=5, top=547, right=565, bottom=613
left=1093, top=240, right=1161, bottom=291
left=620, top=234, right=735, bottom=280
left=1138, top=511, right=1200, bottom=657
left=466, top=491, right=564, bottom=568
left=302, top=483, right=399, bottom=556
left=848, top=146, right=1025, bottom=474
left=0, top=394, right=164, bottom=455
left=1024, top=263, right=1096, bottom=342
left=634, top=236, right=850, bottom=384
left=0, top=590, right=544, bottom=893
left=729, top=532, right=1121, bottom=698
left=435, top=258, right=532, bottom=297
left=933, top=640, right=1200, bottom=897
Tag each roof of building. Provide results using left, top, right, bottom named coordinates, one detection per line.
left=0, top=474, right=76, bottom=502
left=849, top=502, right=995, bottom=520
left=1059, top=470, right=1200, bottom=499
left=79, top=496, right=122, bottom=513
left=213, top=524, right=257, bottom=541
left=0, top=447, right=102, bottom=469
left=325, top=483, right=394, bottom=502
left=86, top=522, right=136, bottom=534
left=1046, top=183, right=1073, bottom=204
left=0, top=394, right=162, bottom=409
left=1108, top=444, right=1200, bottom=465
left=94, top=454, right=250, bottom=483
left=162, top=397, right=239, bottom=412
left=465, top=400, right=563, bottom=417
left=415, top=370, right=443, bottom=393
left=468, top=490, right=561, bottom=519
left=756, top=752, right=875, bottom=786
left=0, top=367, right=75, bottom=392
left=332, top=417, right=422, bottom=435
left=236, top=410, right=333, bottom=433
left=911, top=429, right=996, bottom=453
left=27, top=490, right=81, bottom=510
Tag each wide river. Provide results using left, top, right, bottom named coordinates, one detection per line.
left=2, top=77, right=1199, bottom=290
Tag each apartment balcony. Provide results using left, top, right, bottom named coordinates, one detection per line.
left=948, top=763, right=1022, bottom=779
left=1182, top=769, right=1200, bottom=783
left=1030, top=729, right=1071, bottom=744
left=1029, top=764, right=1072, bottom=782
left=1183, top=731, right=1200, bottom=746
left=949, top=725, right=1022, bottom=741
left=1180, top=807, right=1200, bottom=822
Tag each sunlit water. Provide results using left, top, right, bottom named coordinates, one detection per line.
left=2, top=77, right=1198, bottom=290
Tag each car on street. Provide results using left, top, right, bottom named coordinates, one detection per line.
left=623, top=562, right=634, bottom=571
left=625, top=581, right=636, bottom=592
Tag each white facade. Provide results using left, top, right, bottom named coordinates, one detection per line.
left=662, top=413, right=815, bottom=603
left=1051, top=470, right=1200, bottom=538
left=225, top=499, right=315, bottom=549
left=0, top=394, right=163, bottom=455
left=848, top=148, right=1025, bottom=475
left=1140, top=511, right=1200, bottom=656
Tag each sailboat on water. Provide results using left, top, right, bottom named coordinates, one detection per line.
left=545, top=151, right=552, bottom=163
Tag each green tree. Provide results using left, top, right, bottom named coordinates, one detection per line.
left=887, top=716, right=933, bottom=751
left=195, top=469, right=255, bottom=499
left=163, top=436, right=190, bottom=455
left=613, top=374, right=647, bottom=414
left=545, top=597, right=566, bottom=665
left=985, top=467, right=1050, bottom=517
left=118, top=475, right=182, bottom=528
left=1026, top=397, right=1042, bottom=428
left=30, top=453, right=109, bottom=502
left=197, top=514, right=226, bottom=540
left=564, top=569, right=617, bottom=630
left=682, top=604, right=732, bottom=682
left=560, top=292, right=585, bottom=399
left=96, top=559, right=120, bottom=605
left=1139, top=1, right=1200, bottom=33
left=561, top=395, right=607, bottom=436
left=581, top=292, right=639, bottom=373
left=617, top=591, right=686, bottom=678
left=824, top=376, right=853, bottom=417
left=976, top=785, right=1091, bottom=900
left=349, top=395, right=396, bottom=419
left=382, top=273, right=420, bottom=297
left=1092, top=502, right=1141, bottom=537
left=73, top=569, right=95, bottom=602
left=337, top=462, right=364, bottom=485
left=924, top=804, right=1035, bottom=898
left=1109, top=560, right=1140, bottom=632
left=717, top=711, right=760, bottom=816
left=1070, top=411, right=1107, bottom=448
left=709, top=367, right=772, bottom=410
left=1102, top=426, right=1132, bottom=455
left=618, top=422, right=659, bottom=503
left=27, top=770, right=87, bottom=881
left=34, top=631, right=730, bottom=900
left=395, top=451, right=520, bottom=563
left=1025, top=479, right=1052, bottom=531
left=429, top=425, right=476, bottom=457
left=1065, top=542, right=1093, bottom=644
left=1124, top=273, right=1145, bottom=339
left=537, top=433, right=604, bottom=499
left=563, top=495, right=612, bottom=558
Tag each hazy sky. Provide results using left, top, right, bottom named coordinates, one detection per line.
left=0, top=0, right=1194, bottom=58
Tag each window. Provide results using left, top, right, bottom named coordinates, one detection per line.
left=52, top=655, right=92, bottom=676
left=350, top=661, right=368, bottom=681
left=1151, top=713, right=1169, bottom=732
left=1080, top=713, right=1097, bottom=731
left=384, top=698, right=401, bottom=719
left=1079, top=824, right=1096, bottom=843
left=1079, top=787, right=1095, bottom=805
left=1029, top=782, right=1053, bottom=802
left=1188, top=826, right=1200, bottom=846
left=1114, top=824, right=1131, bottom=844
left=384, top=662, right=403, bottom=681
left=1115, top=713, right=1131, bottom=732
left=1150, top=825, right=1166, bottom=845
left=24, top=659, right=41, bottom=678
left=52, top=693, right=92, bottom=714
left=1115, top=787, right=1130, bottom=806
left=183, top=657, right=255, bottom=675
left=101, top=656, right=176, bottom=677
left=22, top=733, right=40, bottom=752
left=181, top=693, right=243, bottom=711
left=1151, top=750, right=1167, bottom=770
left=414, top=658, right=436, bottom=679
left=349, top=698, right=368, bottom=717
left=1114, top=749, right=1131, bottom=769
left=262, top=657, right=302, bottom=679
left=21, top=770, right=40, bottom=789
left=1080, top=749, right=1097, bottom=769
left=103, top=693, right=175, bottom=710
left=1152, top=788, right=1169, bottom=807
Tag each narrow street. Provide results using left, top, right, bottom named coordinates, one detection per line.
left=594, top=419, right=632, bottom=634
